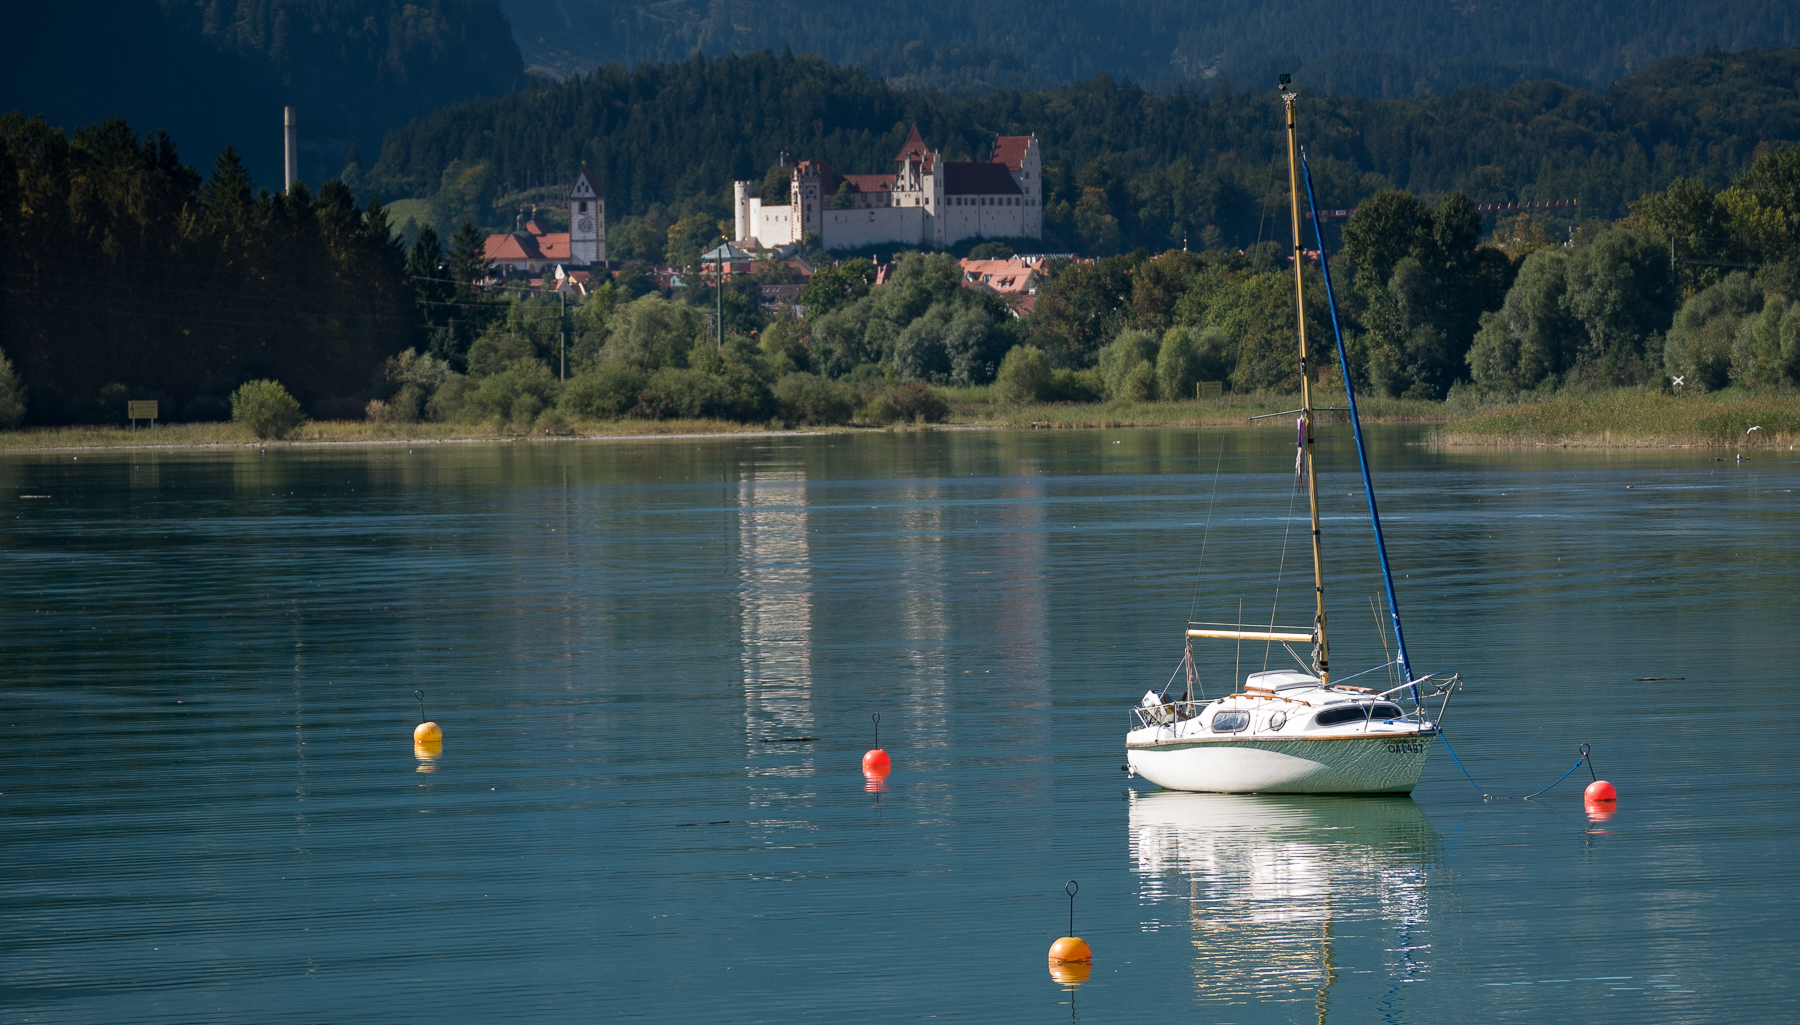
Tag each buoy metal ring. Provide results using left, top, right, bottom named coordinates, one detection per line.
left=1065, top=879, right=1078, bottom=897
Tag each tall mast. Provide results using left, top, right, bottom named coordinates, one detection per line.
left=1281, top=77, right=1331, bottom=685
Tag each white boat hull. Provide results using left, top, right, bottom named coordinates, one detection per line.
left=1126, top=732, right=1434, bottom=794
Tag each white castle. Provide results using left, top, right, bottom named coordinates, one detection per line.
left=734, top=126, right=1043, bottom=252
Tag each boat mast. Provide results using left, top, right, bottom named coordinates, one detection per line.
left=1298, top=148, right=1419, bottom=705
left=1281, top=76, right=1331, bottom=685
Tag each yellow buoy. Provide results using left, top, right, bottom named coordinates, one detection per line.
left=1048, top=936, right=1093, bottom=963
left=414, top=721, right=442, bottom=743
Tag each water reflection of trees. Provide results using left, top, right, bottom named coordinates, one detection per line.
left=1128, top=792, right=1440, bottom=1015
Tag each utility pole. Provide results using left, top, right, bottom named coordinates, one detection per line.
left=559, top=288, right=567, bottom=380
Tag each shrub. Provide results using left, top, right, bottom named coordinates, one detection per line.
left=1097, top=329, right=1160, bottom=400
left=0, top=349, right=24, bottom=428
left=888, top=382, right=949, bottom=423
left=534, top=409, right=574, bottom=435
left=230, top=379, right=304, bottom=439
left=465, top=332, right=539, bottom=377
left=858, top=395, right=905, bottom=425
left=426, top=374, right=476, bottom=422
left=993, top=345, right=1052, bottom=404
left=636, top=367, right=733, bottom=420
left=560, top=362, right=648, bottom=419
left=775, top=372, right=857, bottom=425
left=1047, top=368, right=1105, bottom=402
left=1158, top=326, right=1235, bottom=399
left=469, top=359, right=560, bottom=426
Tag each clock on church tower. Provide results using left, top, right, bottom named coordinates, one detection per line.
left=568, top=166, right=604, bottom=266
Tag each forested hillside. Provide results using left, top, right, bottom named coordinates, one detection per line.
left=370, top=48, right=1800, bottom=256
left=0, top=115, right=417, bottom=423
left=3, top=1, right=525, bottom=190
left=500, top=0, right=1796, bottom=94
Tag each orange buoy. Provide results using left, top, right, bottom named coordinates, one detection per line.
left=1048, top=958, right=1092, bottom=985
left=414, top=721, right=443, bottom=744
left=862, top=712, right=890, bottom=775
left=1584, top=779, right=1616, bottom=802
left=1048, top=936, right=1093, bottom=963
left=1048, top=880, right=1092, bottom=965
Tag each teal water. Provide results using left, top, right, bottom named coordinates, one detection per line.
left=1, top=428, right=1794, bottom=1023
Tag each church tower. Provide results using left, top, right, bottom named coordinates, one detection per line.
left=569, top=166, right=604, bottom=266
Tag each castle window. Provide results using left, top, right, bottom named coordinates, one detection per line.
left=579, top=201, right=587, bottom=213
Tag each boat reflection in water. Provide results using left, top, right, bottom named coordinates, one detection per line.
left=1129, top=791, right=1440, bottom=1016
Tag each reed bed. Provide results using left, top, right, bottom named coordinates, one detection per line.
left=0, top=417, right=780, bottom=452
left=1430, top=390, right=1800, bottom=448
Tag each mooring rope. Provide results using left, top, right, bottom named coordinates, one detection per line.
left=1437, top=730, right=1591, bottom=801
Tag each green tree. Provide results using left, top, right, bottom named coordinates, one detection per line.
left=1157, top=325, right=1233, bottom=399
left=602, top=294, right=706, bottom=369
left=231, top=379, right=305, bottom=439
left=993, top=344, right=1052, bottom=403
left=1096, top=329, right=1160, bottom=400
left=800, top=261, right=875, bottom=317
left=1662, top=272, right=1761, bottom=390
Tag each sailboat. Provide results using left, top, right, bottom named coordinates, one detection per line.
left=1124, top=77, right=1450, bottom=795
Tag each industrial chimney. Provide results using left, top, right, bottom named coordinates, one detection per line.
left=283, top=106, right=297, bottom=191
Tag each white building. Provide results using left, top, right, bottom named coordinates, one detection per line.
left=485, top=166, right=606, bottom=273
left=734, top=126, right=1043, bottom=252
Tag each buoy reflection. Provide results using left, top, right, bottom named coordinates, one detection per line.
left=414, top=740, right=442, bottom=772
left=1047, top=960, right=1091, bottom=986
left=1584, top=799, right=1615, bottom=823
left=863, top=771, right=888, bottom=793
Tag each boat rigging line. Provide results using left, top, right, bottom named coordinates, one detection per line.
left=1298, top=143, right=1418, bottom=705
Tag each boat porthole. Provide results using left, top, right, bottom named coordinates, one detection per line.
left=1270, top=710, right=1287, bottom=731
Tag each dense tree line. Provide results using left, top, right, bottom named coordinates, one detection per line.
left=0, top=116, right=417, bottom=424
left=372, top=48, right=1800, bottom=257
left=6, top=1, right=524, bottom=189
left=502, top=0, right=1795, bottom=96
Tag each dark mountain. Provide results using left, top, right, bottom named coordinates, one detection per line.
left=367, top=48, right=1800, bottom=253
left=498, top=0, right=1797, bottom=95
left=2, top=1, right=526, bottom=191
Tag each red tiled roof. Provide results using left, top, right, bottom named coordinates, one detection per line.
left=942, top=162, right=1022, bottom=196
left=536, top=233, right=571, bottom=260
left=895, top=125, right=928, bottom=163
left=484, top=233, right=541, bottom=262
left=840, top=174, right=895, bottom=193
left=959, top=258, right=1038, bottom=294
left=483, top=231, right=572, bottom=263
left=991, top=136, right=1033, bottom=171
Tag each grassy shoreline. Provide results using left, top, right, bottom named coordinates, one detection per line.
left=1, top=390, right=1794, bottom=452
left=1427, top=391, right=1800, bottom=449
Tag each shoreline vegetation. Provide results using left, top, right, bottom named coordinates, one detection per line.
left=3, top=390, right=1792, bottom=453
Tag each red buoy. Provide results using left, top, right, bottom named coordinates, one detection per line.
left=862, top=713, right=890, bottom=775
left=1585, top=779, right=1616, bottom=803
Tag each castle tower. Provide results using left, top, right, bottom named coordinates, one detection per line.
left=792, top=160, right=829, bottom=241
left=569, top=166, right=603, bottom=265
left=734, top=180, right=753, bottom=243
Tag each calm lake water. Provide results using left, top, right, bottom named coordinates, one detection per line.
left=1, top=427, right=1795, bottom=1024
